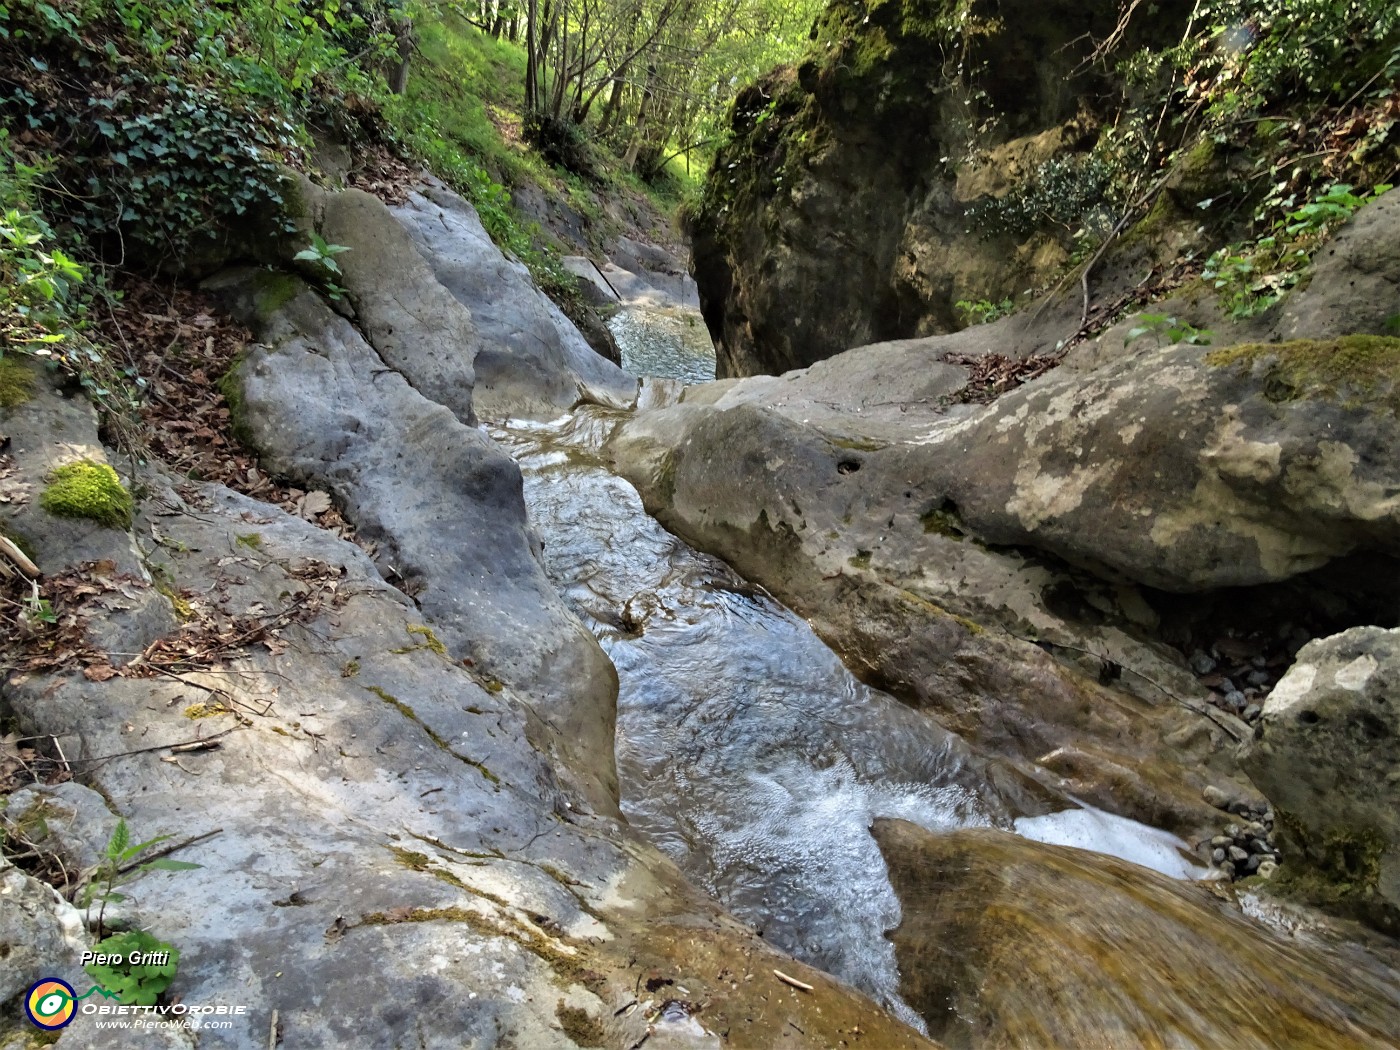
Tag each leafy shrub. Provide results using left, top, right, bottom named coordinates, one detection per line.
left=967, top=154, right=1116, bottom=238
left=1203, top=183, right=1391, bottom=318
left=84, top=929, right=180, bottom=1006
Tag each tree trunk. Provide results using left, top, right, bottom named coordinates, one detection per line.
left=388, top=17, right=414, bottom=95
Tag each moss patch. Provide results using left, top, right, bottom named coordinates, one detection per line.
left=235, top=532, right=263, bottom=551
left=218, top=353, right=254, bottom=448
left=848, top=550, right=873, bottom=569
left=0, top=356, right=36, bottom=408
left=921, top=504, right=967, bottom=540
left=391, top=623, right=448, bottom=657
left=39, top=460, right=133, bottom=529
left=1205, top=336, right=1400, bottom=412
left=1265, top=812, right=1396, bottom=934
left=556, top=1002, right=606, bottom=1046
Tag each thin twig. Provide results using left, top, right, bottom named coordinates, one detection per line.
left=115, top=828, right=223, bottom=876
left=773, top=969, right=814, bottom=993
left=65, top=726, right=241, bottom=766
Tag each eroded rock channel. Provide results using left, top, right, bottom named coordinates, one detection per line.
left=4, top=172, right=1400, bottom=1049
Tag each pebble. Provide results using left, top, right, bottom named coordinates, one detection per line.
left=1202, top=785, right=1231, bottom=810
left=1251, top=655, right=1267, bottom=669
left=1219, top=678, right=1237, bottom=694
left=1246, top=669, right=1270, bottom=686
left=1220, top=860, right=1236, bottom=878
left=1225, top=690, right=1247, bottom=710
left=1245, top=854, right=1261, bottom=874
left=1246, top=821, right=1265, bottom=836
left=1228, top=846, right=1250, bottom=864
left=1243, top=703, right=1262, bottom=721
left=1212, top=847, right=1226, bottom=864
left=1190, top=650, right=1217, bottom=675
left=1257, top=859, right=1278, bottom=879
left=1251, top=838, right=1271, bottom=855
left=1211, top=835, right=1232, bottom=848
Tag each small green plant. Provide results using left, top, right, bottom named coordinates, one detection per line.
left=295, top=233, right=352, bottom=299
left=1124, top=313, right=1213, bottom=348
left=22, top=580, right=55, bottom=625
left=1203, top=183, right=1392, bottom=319
left=956, top=297, right=1015, bottom=326
left=80, top=819, right=201, bottom=938
left=84, top=929, right=180, bottom=1006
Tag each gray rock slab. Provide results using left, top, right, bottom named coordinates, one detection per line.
left=392, top=182, right=638, bottom=420
left=207, top=270, right=620, bottom=815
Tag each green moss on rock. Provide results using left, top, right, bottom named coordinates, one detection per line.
left=0, top=356, right=36, bottom=408
left=1205, top=335, right=1400, bottom=413
left=39, top=460, right=133, bottom=529
left=218, top=353, right=256, bottom=449
left=1265, top=813, right=1397, bottom=935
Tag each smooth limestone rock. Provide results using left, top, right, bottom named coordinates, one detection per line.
left=1244, top=626, right=1400, bottom=934
left=0, top=370, right=176, bottom=660
left=209, top=270, right=621, bottom=814
left=1, top=471, right=933, bottom=1050
left=872, top=820, right=1400, bottom=1049
left=389, top=180, right=638, bottom=419
left=606, top=354, right=1255, bottom=837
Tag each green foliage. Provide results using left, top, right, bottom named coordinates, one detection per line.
left=80, top=818, right=202, bottom=940
left=294, top=232, right=352, bottom=298
left=0, top=156, right=84, bottom=352
left=1202, top=183, right=1391, bottom=318
left=955, top=297, right=1014, bottom=326
left=84, top=929, right=180, bottom=1006
left=967, top=154, right=1116, bottom=238
left=1124, top=313, right=1213, bottom=348
left=39, top=460, right=135, bottom=529
left=0, top=0, right=405, bottom=261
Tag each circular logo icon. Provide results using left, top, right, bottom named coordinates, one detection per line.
left=25, top=978, right=77, bottom=1030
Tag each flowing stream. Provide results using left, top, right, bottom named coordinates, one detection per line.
left=495, top=417, right=992, bottom=1028
left=489, top=310, right=1215, bottom=1031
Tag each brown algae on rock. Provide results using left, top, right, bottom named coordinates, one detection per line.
left=1206, top=336, right=1400, bottom=411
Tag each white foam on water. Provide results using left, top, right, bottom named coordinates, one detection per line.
left=1014, top=805, right=1203, bottom=880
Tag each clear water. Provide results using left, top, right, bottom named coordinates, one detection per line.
left=494, top=420, right=1005, bottom=1030
left=491, top=409, right=1211, bottom=1033
left=609, top=305, right=716, bottom=383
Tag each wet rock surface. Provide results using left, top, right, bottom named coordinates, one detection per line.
left=0, top=302, right=933, bottom=1049
left=873, top=819, right=1400, bottom=1049
left=1244, top=626, right=1400, bottom=934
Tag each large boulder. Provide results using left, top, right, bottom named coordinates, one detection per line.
left=1243, top=626, right=1400, bottom=934
left=688, top=0, right=1196, bottom=376
left=873, top=819, right=1400, bottom=1048
left=605, top=196, right=1400, bottom=836
left=209, top=270, right=621, bottom=815
left=389, top=180, right=638, bottom=419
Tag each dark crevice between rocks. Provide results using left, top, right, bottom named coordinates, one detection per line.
left=1144, top=552, right=1400, bottom=725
